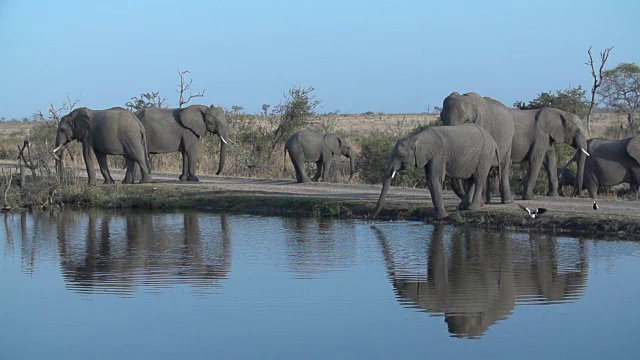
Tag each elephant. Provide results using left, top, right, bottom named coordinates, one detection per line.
left=557, top=167, right=577, bottom=197
left=510, top=107, right=589, bottom=199
left=440, top=92, right=514, bottom=204
left=371, top=124, right=499, bottom=220
left=284, top=130, right=354, bottom=183
left=53, top=107, right=152, bottom=185
left=126, top=104, right=229, bottom=182
left=563, top=135, right=640, bottom=199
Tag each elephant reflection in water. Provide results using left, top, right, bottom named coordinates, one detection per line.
left=56, top=209, right=232, bottom=294
left=282, top=217, right=357, bottom=277
left=373, top=225, right=588, bottom=338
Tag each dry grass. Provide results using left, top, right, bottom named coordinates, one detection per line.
left=0, top=112, right=628, bottom=182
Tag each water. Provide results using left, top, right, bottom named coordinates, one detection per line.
left=1, top=210, right=640, bottom=360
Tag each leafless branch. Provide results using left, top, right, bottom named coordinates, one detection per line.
left=177, top=68, right=206, bottom=108
left=1, top=165, right=15, bottom=210
left=585, top=46, right=613, bottom=136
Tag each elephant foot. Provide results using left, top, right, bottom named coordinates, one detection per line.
left=547, top=191, right=559, bottom=197
left=467, top=203, right=482, bottom=212
left=521, top=193, right=535, bottom=201
left=186, top=175, right=199, bottom=182
left=434, top=211, right=449, bottom=220
left=139, top=177, right=154, bottom=184
left=122, top=178, right=133, bottom=185
left=103, top=179, right=115, bottom=185
left=179, top=174, right=188, bottom=181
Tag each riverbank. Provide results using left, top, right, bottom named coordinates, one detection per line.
left=53, top=171, right=640, bottom=240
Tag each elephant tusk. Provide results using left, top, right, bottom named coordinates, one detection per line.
left=52, top=144, right=65, bottom=153
left=221, top=136, right=228, bottom=145
left=391, top=170, right=396, bottom=179
left=580, top=147, right=590, bottom=156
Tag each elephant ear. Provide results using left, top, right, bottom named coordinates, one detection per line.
left=324, top=133, right=340, bottom=155
left=537, top=108, right=566, bottom=143
left=178, top=106, right=207, bottom=137
left=627, top=135, right=640, bottom=165
left=71, top=107, right=91, bottom=140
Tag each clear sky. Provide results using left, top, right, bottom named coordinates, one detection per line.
left=1, top=0, right=638, bottom=119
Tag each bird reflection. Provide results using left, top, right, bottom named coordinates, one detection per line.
left=373, top=224, right=588, bottom=338
left=55, top=209, right=232, bottom=295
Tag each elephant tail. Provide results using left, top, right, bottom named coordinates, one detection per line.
left=141, top=129, right=152, bottom=172
left=283, top=146, right=288, bottom=174
left=494, top=145, right=501, bottom=187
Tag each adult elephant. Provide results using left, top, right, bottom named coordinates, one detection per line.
left=440, top=92, right=514, bottom=204
left=564, top=135, right=640, bottom=199
left=510, top=107, right=589, bottom=199
left=53, top=107, right=152, bottom=185
left=284, top=130, right=354, bottom=183
left=371, top=124, right=499, bottom=220
left=128, top=105, right=229, bottom=182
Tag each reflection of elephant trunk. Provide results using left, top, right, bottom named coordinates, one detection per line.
left=372, top=125, right=498, bottom=220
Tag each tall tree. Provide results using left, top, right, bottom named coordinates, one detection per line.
left=598, top=62, right=640, bottom=131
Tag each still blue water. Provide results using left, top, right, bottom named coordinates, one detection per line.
left=1, top=209, right=639, bottom=360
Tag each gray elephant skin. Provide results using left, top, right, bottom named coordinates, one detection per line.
left=510, top=107, right=589, bottom=199
left=53, top=107, right=152, bottom=185
left=567, top=136, right=640, bottom=199
left=284, top=130, right=354, bottom=183
left=440, top=92, right=514, bottom=204
left=372, top=124, right=499, bottom=220
left=129, top=105, right=229, bottom=182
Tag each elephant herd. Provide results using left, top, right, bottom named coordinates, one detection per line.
left=52, top=92, right=640, bottom=219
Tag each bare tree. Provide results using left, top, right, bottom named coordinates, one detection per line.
left=599, top=62, right=640, bottom=132
left=177, top=69, right=206, bottom=108
left=585, top=46, right=613, bottom=136
left=1, top=165, right=14, bottom=210
left=262, top=104, right=271, bottom=116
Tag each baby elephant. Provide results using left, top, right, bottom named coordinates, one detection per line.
left=284, top=130, right=354, bottom=183
left=372, top=124, right=499, bottom=220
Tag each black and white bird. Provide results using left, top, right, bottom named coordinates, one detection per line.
left=593, top=201, right=599, bottom=210
left=518, top=204, right=547, bottom=219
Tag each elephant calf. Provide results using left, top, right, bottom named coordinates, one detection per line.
left=284, top=130, right=354, bottom=183
left=53, top=107, right=152, bottom=185
left=371, top=124, right=499, bottom=220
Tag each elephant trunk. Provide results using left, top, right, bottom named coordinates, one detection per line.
left=215, top=124, right=229, bottom=175
left=349, top=152, right=354, bottom=179
left=371, top=176, right=392, bottom=220
left=575, top=135, right=588, bottom=196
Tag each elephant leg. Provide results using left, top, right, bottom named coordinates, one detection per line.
left=123, top=159, right=136, bottom=184
left=179, top=152, right=189, bottom=181
left=291, top=155, right=310, bottom=183
left=186, top=145, right=199, bottom=182
left=631, top=183, right=640, bottom=200
left=82, top=144, right=97, bottom=186
left=129, top=150, right=152, bottom=184
left=543, top=148, right=559, bottom=197
left=458, top=177, right=475, bottom=210
left=94, top=151, right=115, bottom=184
left=469, top=173, right=488, bottom=211
left=499, top=149, right=514, bottom=204
left=122, top=159, right=136, bottom=184
left=312, top=160, right=323, bottom=182
left=427, top=161, right=448, bottom=219
left=523, top=154, right=545, bottom=200
left=320, top=158, right=333, bottom=182
left=586, top=175, right=598, bottom=199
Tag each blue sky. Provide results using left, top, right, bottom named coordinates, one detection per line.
left=0, top=0, right=638, bottom=119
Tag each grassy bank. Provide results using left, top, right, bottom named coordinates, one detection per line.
left=49, top=182, right=640, bottom=241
